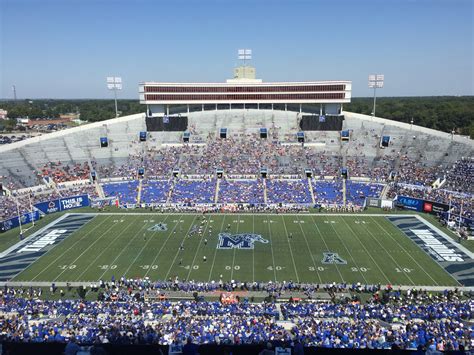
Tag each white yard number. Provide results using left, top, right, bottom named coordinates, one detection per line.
left=324, top=220, right=336, bottom=224
left=99, top=265, right=117, bottom=270
left=309, top=266, right=325, bottom=272
left=233, top=220, right=244, bottom=223
left=293, top=220, right=305, bottom=223
left=113, top=220, right=124, bottom=223
left=140, top=265, right=158, bottom=270
left=395, top=267, right=412, bottom=273
left=354, top=220, right=367, bottom=224
left=267, top=266, right=283, bottom=271
left=225, top=265, right=240, bottom=270
left=263, top=220, right=275, bottom=223
left=143, top=220, right=155, bottom=223
left=351, top=267, right=368, bottom=272
left=59, top=264, right=76, bottom=270
left=173, top=220, right=184, bottom=223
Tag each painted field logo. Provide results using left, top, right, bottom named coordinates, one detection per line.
left=217, top=233, right=268, bottom=249
left=148, top=223, right=168, bottom=232
left=322, top=252, right=347, bottom=264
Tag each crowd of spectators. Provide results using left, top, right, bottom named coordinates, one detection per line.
left=443, top=157, right=473, bottom=194
left=217, top=179, right=264, bottom=204
left=1, top=132, right=473, bottom=221
left=266, top=179, right=313, bottom=204
left=312, top=180, right=343, bottom=206
left=0, top=283, right=471, bottom=350
left=170, top=179, right=216, bottom=204
left=38, top=161, right=90, bottom=184
left=387, top=184, right=473, bottom=219
left=102, top=180, right=139, bottom=205
left=140, top=180, right=171, bottom=204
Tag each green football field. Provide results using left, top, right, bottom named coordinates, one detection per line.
left=12, top=213, right=459, bottom=286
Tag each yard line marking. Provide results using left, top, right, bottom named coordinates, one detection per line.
left=164, top=215, right=198, bottom=281
left=208, top=215, right=228, bottom=282
left=143, top=216, right=184, bottom=278
left=337, top=216, right=390, bottom=284
left=295, top=216, right=322, bottom=284
left=308, top=215, right=346, bottom=283
left=266, top=216, right=277, bottom=282
left=370, top=216, right=442, bottom=286
left=252, top=214, right=255, bottom=283
left=356, top=217, right=416, bottom=286
left=120, top=214, right=172, bottom=278
left=230, top=214, right=241, bottom=280
left=95, top=217, right=152, bottom=281
left=186, top=215, right=211, bottom=281
left=280, top=215, right=300, bottom=283
left=30, top=215, right=109, bottom=281
left=68, top=216, right=143, bottom=282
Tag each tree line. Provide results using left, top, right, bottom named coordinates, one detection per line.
left=0, top=97, right=473, bottom=138
left=344, top=96, right=474, bottom=138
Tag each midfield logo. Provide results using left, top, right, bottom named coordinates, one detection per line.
left=321, top=252, right=347, bottom=264
left=217, top=233, right=269, bottom=249
left=148, top=223, right=168, bottom=232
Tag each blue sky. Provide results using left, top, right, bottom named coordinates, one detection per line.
left=1, top=0, right=472, bottom=99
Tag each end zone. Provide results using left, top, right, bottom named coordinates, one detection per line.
left=0, top=214, right=95, bottom=282
left=388, top=215, right=474, bottom=286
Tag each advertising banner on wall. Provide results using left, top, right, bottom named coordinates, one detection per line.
left=0, top=211, right=40, bottom=232
left=1, top=195, right=90, bottom=233
left=34, top=194, right=90, bottom=215
left=397, top=196, right=449, bottom=215
left=396, top=195, right=423, bottom=212
left=59, top=194, right=90, bottom=211
left=35, top=199, right=61, bottom=214
left=366, top=197, right=381, bottom=208
left=440, top=212, right=474, bottom=230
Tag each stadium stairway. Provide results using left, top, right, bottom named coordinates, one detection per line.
left=136, top=179, right=143, bottom=205
left=263, top=178, right=268, bottom=204
left=307, top=177, right=316, bottom=205
left=342, top=179, right=347, bottom=206
left=214, top=179, right=220, bottom=204
left=95, top=181, right=105, bottom=199
left=380, top=184, right=390, bottom=199
left=166, top=179, right=176, bottom=204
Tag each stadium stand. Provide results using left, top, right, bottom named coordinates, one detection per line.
left=0, top=110, right=472, bottom=221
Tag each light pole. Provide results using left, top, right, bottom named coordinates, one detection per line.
left=107, top=76, right=122, bottom=118
left=238, top=49, right=252, bottom=78
left=368, top=74, right=384, bottom=117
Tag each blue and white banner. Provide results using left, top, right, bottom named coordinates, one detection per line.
left=59, top=194, right=89, bottom=211
left=441, top=212, right=474, bottom=230
left=0, top=211, right=40, bottom=232
left=34, top=194, right=89, bottom=215
left=1, top=195, right=90, bottom=233
left=35, top=199, right=61, bottom=214
left=396, top=195, right=423, bottom=212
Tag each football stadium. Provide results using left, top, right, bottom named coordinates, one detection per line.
left=0, top=65, right=473, bottom=354
left=1, top=2, right=474, bottom=353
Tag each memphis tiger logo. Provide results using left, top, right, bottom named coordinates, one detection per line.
left=148, top=223, right=168, bottom=232
left=321, top=252, right=347, bottom=264
left=217, top=233, right=269, bottom=249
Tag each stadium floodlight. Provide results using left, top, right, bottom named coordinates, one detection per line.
left=107, top=76, right=122, bottom=118
left=368, top=74, right=384, bottom=117
left=238, top=49, right=252, bottom=79
left=238, top=49, right=252, bottom=66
